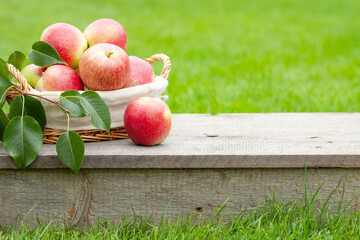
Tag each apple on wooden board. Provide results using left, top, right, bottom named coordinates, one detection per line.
left=79, top=43, right=130, bottom=91
left=124, top=97, right=172, bottom=146
left=122, top=56, right=154, bottom=88
left=84, top=18, right=127, bottom=51
left=36, top=65, right=84, bottom=91
left=21, top=64, right=47, bottom=88
left=40, top=23, right=88, bottom=69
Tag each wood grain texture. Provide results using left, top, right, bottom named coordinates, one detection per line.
left=1, top=113, right=360, bottom=169
left=1, top=168, right=360, bottom=226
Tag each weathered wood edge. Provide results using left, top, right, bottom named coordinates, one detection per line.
left=1, top=154, right=360, bottom=169
left=3, top=168, right=360, bottom=227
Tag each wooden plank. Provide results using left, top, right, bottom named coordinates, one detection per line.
left=1, top=113, right=360, bottom=226
left=1, top=113, right=360, bottom=169
left=1, top=168, right=359, bottom=226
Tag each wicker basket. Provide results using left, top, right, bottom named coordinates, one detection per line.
left=6, top=54, right=171, bottom=144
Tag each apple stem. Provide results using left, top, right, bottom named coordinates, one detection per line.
left=106, top=51, right=114, bottom=58
left=12, top=87, right=72, bottom=115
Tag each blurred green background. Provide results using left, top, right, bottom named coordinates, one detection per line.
left=1, top=0, right=360, bottom=113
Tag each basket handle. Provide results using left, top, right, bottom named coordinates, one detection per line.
left=7, top=63, right=33, bottom=93
left=145, top=54, right=171, bottom=80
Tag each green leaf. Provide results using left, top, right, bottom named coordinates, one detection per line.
left=0, top=58, right=14, bottom=107
left=59, top=90, right=87, bottom=117
left=3, top=116, right=43, bottom=170
left=8, top=51, right=26, bottom=71
left=28, top=41, right=67, bottom=67
left=9, top=96, right=47, bottom=131
left=80, top=91, right=111, bottom=135
left=0, top=86, right=11, bottom=107
left=56, top=131, right=84, bottom=174
left=0, top=58, right=13, bottom=88
left=0, top=107, right=9, bottom=141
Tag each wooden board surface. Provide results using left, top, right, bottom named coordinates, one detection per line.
left=2, top=168, right=360, bottom=227
left=1, top=113, right=360, bottom=169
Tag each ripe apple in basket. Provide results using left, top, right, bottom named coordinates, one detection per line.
left=124, top=97, right=172, bottom=146
left=21, top=64, right=47, bottom=88
left=79, top=43, right=130, bottom=91
left=122, top=56, right=154, bottom=88
left=40, top=23, right=88, bottom=69
left=84, top=18, right=127, bottom=51
left=36, top=65, right=84, bottom=91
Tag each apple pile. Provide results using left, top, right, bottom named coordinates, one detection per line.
left=21, top=18, right=172, bottom=146
left=21, top=18, right=154, bottom=92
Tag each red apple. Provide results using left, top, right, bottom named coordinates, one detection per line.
left=36, top=65, right=84, bottom=91
left=84, top=18, right=127, bottom=51
left=123, top=56, right=154, bottom=88
left=124, top=97, right=172, bottom=146
left=21, top=64, right=47, bottom=88
left=79, top=43, right=129, bottom=91
left=40, top=23, right=88, bottom=69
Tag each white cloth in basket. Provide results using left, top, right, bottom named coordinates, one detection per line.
left=31, top=76, right=168, bottom=130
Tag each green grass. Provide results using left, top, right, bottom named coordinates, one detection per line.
left=1, top=0, right=360, bottom=113
left=2, top=180, right=360, bottom=239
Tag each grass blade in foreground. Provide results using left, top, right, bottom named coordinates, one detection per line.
left=59, top=90, right=87, bottom=117
left=3, top=116, right=43, bottom=170
left=56, top=131, right=84, bottom=174
left=2, top=189, right=360, bottom=239
left=80, top=90, right=111, bottom=135
left=9, top=96, right=47, bottom=131
left=28, top=41, right=67, bottom=67
left=8, top=51, right=26, bottom=71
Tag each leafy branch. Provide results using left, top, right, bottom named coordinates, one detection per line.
left=0, top=42, right=112, bottom=173
left=11, top=86, right=71, bottom=115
